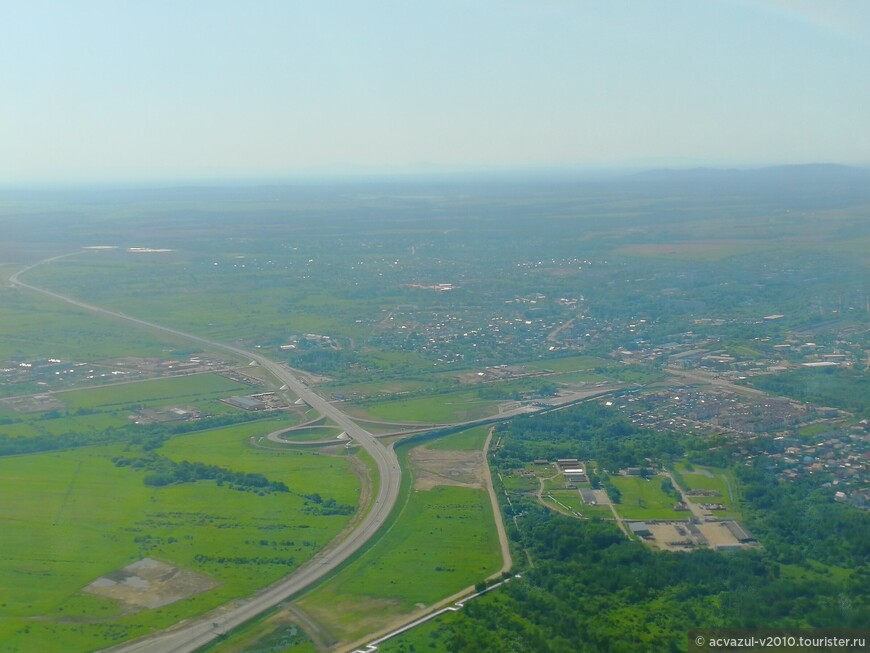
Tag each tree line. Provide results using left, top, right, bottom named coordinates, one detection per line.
left=388, top=402, right=870, bottom=652
left=112, top=453, right=290, bottom=494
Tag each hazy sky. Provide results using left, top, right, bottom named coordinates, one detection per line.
left=2, top=0, right=868, bottom=183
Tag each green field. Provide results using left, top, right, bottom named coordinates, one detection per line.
left=0, top=374, right=262, bottom=442
left=296, top=485, right=500, bottom=643
left=270, top=426, right=344, bottom=443
left=322, top=378, right=436, bottom=399
left=355, top=390, right=500, bottom=424
left=23, top=257, right=375, bottom=346
left=427, top=425, right=490, bottom=452
left=542, top=491, right=582, bottom=514
left=610, top=476, right=687, bottom=520
left=542, top=475, right=571, bottom=492
left=501, top=475, right=539, bottom=493
left=375, top=607, right=461, bottom=653
left=0, top=422, right=361, bottom=653
left=0, top=286, right=174, bottom=362
left=294, top=429, right=501, bottom=645
left=524, top=355, right=614, bottom=373
left=548, top=370, right=617, bottom=385
left=672, top=462, right=740, bottom=517
left=543, top=490, right=614, bottom=520
left=201, top=613, right=318, bottom=653
left=59, top=373, right=252, bottom=410
left=28, top=412, right=130, bottom=436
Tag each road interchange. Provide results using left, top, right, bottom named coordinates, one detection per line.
left=10, top=253, right=616, bottom=653
left=10, top=254, right=402, bottom=653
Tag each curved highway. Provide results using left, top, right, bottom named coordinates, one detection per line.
left=10, top=254, right=403, bottom=653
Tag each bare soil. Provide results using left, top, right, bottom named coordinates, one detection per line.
left=697, top=522, right=743, bottom=549
left=84, top=558, right=218, bottom=611
left=409, top=446, right=484, bottom=491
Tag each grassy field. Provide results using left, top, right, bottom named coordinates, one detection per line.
left=160, top=420, right=361, bottom=509
left=500, top=469, right=541, bottom=493
left=353, top=390, right=500, bottom=424
left=427, top=425, right=490, bottom=452
left=610, top=476, right=687, bottom=521
left=523, top=355, right=614, bottom=373
left=541, top=475, right=569, bottom=492
left=672, top=462, right=741, bottom=517
left=321, top=378, right=436, bottom=399
left=59, top=373, right=252, bottom=410
left=375, top=607, right=461, bottom=653
left=270, top=426, right=344, bottom=443
left=294, top=428, right=501, bottom=645
left=0, top=286, right=174, bottom=362
left=22, top=255, right=379, bottom=353
left=548, top=370, right=618, bottom=385
left=200, top=611, right=318, bottom=653
left=0, top=373, right=260, bottom=440
left=295, top=485, right=500, bottom=643
left=542, top=491, right=581, bottom=514
left=0, top=423, right=361, bottom=653
left=542, top=490, right=612, bottom=519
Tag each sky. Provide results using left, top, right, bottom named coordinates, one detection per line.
left=1, top=0, right=869, bottom=183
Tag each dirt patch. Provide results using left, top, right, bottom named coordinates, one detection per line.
left=639, top=521, right=751, bottom=552
left=84, top=558, right=218, bottom=611
left=697, top=522, right=744, bottom=549
left=410, top=447, right=485, bottom=491
left=591, top=489, right=611, bottom=506
left=647, top=522, right=696, bottom=551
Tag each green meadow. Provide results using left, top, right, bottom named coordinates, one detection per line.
left=610, top=476, right=687, bottom=521
left=59, top=373, right=252, bottom=410
left=272, top=427, right=345, bottom=443
left=542, top=491, right=581, bottom=515
left=296, top=485, right=500, bottom=643
left=323, top=378, right=436, bottom=399
left=22, top=255, right=377, bottom=349
left=0, top=286, right=173, bottom=362
left=295, top=428, right=501, bottom=645
left=355, top=390, right=500, bottom=424
left=541, top=475, right=569, bottom=492
left=0, top=374, right=258, bottom=440
left=427, top=425, right=490, bottom=451
left=672, top=462, right=741, bottom=517
left=500, top=471, right=540, bottom=493
left=201, top=614, right=319, bottom=653
left=375, top=608, right=462, bottom=653
left=523, top=355, right=615, bottom=373
left=0, top=420, right=361, bottom=653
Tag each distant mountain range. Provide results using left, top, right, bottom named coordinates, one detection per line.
left=631, top=163, right=870, bottom=184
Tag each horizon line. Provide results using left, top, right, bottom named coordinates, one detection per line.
left=2, top=161, right=869, bottom=192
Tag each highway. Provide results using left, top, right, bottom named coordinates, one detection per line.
left=10, top=255, right=403, bottom=653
